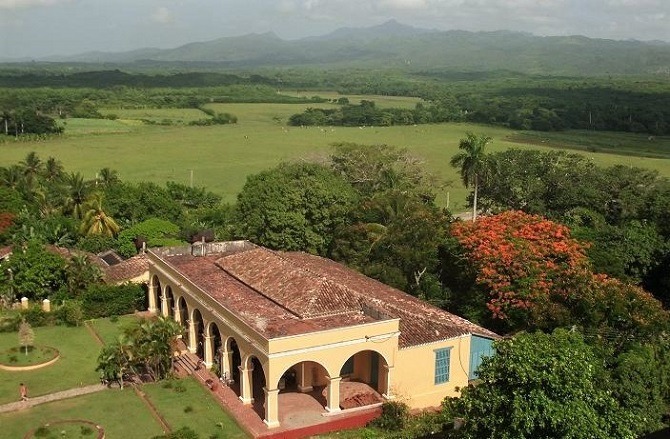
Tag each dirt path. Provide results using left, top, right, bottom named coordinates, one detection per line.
left=84, top=320, right=105, bottom=346
left=0, top=384, right=107, bottom=414
left=133, top=386, right=171, bottom=434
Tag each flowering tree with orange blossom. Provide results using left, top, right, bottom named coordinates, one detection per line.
left=450, top=210, right=668, bottom=336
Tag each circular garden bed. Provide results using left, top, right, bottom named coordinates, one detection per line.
left=24, top=420, right=104, bottom=439
left=0, top=346, right=60, bottom=371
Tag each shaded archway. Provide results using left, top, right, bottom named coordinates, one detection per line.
left=276, top=361, right=329, bottom=409
left=176, top=297, right=188, bottom=335
left=249, top=356, right=267, bottom=419
left=205, top=322, right=222, bottom=374
left=190, top=308, right=205, bottom=358
left=164, top=286, right=174, bottom=318
left=149, top=276, right=161, bottom=313
left=224, top=337, right=242, bottom=397
left=337, top=350, right=389, bottom=409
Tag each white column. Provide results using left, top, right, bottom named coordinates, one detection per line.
left=239, top=364, right=254, bottom=405
left=148, top=285, right=157, bottom=314
left=264, top=387, right=280, bottom=428
left=382, top=365, right=394, bottom=400
left=188, top=319, right=198, bottom=354
left=325, top=376, right=341, bottom=413
left=160, top=290, right=169, bottom=317
left=204, top=334, right=214, bottom=368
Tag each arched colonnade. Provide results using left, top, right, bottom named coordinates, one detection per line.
left=148, top=274, right=395, bottom=428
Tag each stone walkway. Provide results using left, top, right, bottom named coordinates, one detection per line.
left=0, top=384, right=107, bottom=414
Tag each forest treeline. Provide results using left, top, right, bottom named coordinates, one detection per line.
left=2, top=69, right=669, bottom=136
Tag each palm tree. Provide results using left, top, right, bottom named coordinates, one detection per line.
left=64, top=172, right=90, bottom=219
left=65, top=254, right=103, bottom=296
left=79, top=192, right=120, bottom=237
left=450, top=132, right=492, bottom=221
left=96, top=167, right=120, bottom=187
left=19, top=152, right=43, bottom=188
left=43, top=157, right=64, bottom=182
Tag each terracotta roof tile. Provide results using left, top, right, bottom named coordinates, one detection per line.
left=104, top=254, right=149, bottom=284
left=158, top=243, right=498, bottom=347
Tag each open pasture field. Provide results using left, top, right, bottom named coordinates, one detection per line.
left=99, top=107, right=211, bottom=124
left=2, top=101, right=670, bottom=210
left=510, top=130, right=670, bottom=159
left=278, top=91, right=425, bottom=109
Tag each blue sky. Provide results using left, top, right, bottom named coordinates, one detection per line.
left=1, top=0, right=668, bottom=59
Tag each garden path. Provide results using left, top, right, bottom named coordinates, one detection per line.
left=0, top=383, right=106, bottom=414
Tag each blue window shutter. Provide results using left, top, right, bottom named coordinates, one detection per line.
left=469, top=336, right=494, bottom=379
left=434, top=348, right=451, bottom=384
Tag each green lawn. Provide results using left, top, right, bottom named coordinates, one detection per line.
left=0, top=325, right=100, bottom=405
left=1, top=101, right=670, bottom=211
left=87, top=315, right=139, bottom=346
left=0, top=388, right=164, bottom=438
left=143, top=377, right=247, bottom=438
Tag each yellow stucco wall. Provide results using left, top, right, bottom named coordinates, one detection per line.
left=393, top=335, right=472, bottom=409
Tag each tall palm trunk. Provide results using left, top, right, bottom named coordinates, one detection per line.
left=473, top=177, right=478, bottom=222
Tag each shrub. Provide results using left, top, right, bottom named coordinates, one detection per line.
left=371, top=401, right=410, bottom=431
left=54, top=300, right=84, bottom=326
left=81, top=284, right=144, bottom=318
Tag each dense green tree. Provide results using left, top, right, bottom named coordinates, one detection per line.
left=64, top=254, right=103, bottom=297
left=115, top=218, right=184, bottom=258
left=0, top=241, right=67, bottom=301
left=329, top=142, right=436, bottom=199
left=443, top=329, right=636, bottom=439
left=450, top=133, right=491, bottom=221
left=235, top=162, right=358, bottom=254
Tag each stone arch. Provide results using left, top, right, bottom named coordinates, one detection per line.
left=175, top=296, right=188, bottom=331
left=163, top=285, right=175, bottom=317
left=149, top=275, right=161, bottom=313
left=205, top=321, right=223, bottom=374
left=245, top=355, right=267, bottom=419
left=338, top=349, right=390, bottom=398
left=276, top=360, right=330, bottom=408
left=223, top=336, right=242, bottom=396
left=190, top=308, right=205, bottom=358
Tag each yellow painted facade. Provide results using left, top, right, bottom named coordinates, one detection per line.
left=146, top=246, right=493, bottom=429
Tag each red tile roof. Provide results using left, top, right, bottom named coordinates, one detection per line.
left=158, top=243, right=498, bottom=347
left=104, top=254, right=149, bottom=284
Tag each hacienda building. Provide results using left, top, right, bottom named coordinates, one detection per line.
left=146, top=241, right=497, bottom=429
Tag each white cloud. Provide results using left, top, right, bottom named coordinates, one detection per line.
left=379, top=0, right=428, bottom=9
left=0, top=0, right=69, bottom=9
left=151, top=6, right=175, bottom=24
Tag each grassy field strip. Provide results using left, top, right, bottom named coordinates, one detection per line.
left=2, top=111, right=670, bottom=211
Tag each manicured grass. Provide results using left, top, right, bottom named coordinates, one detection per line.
left=1, top=101, right=670, bottom=211
left=0, top=345, right=58, bottom=367
left=0, top=388, right=164, bottom=438
left=142, top=377, right=247, bottom=438
left=0, top=325, right=100, bottom=404
left=87, top=315, right=139, bottom=346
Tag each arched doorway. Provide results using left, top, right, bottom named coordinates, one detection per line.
left=277, top=361, right=329, bottom=410
left=176, top=297, right=188, bottom=335
left=190, top=308, right=205, bottom=358
left=338, top=350, right=389, bottom=409
left=249, top=356, right=266, bottom=419
left=150, top=276, right=161, bottom=313
left=164, top=286, right=174, bottom=318
left=224, top=337, right=242, bottom=397
left=206, top=322, right=222, bottom=374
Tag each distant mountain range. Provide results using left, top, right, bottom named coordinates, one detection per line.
left=8, top=20, right=670, bottom=75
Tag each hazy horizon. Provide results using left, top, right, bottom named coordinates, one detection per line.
left=1, top=0, right=668, bottom=59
